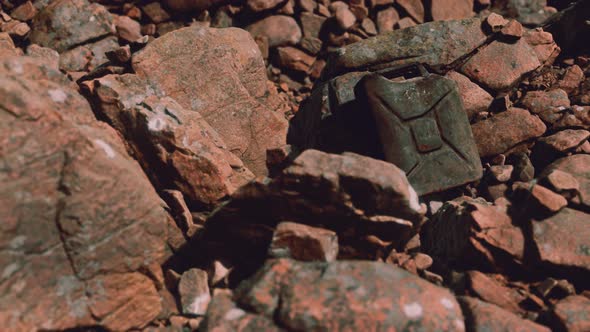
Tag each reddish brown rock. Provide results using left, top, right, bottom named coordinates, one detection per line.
left=86, top=74, right=254, bottom=206
left=431, top=0, right=474, bottom=21
left=541, top=154, right=590, bottom=209
left=25, top=44, right=59, bottom=69
left=334, top=6, right=356, bottom=30
left=466, top=271, right=525, bottom=314
left=397, top=17, right=417, bottom=29
left=422, top=198, right=525, bottom=270
left=200, top=289, right=281, bottom=331
left=300, top=12, right=326, bottom=39
left=235, top=259, right=465, bottom=331
left=10, top=1, right=37, bottom=21
left=541, top=169, right=581, bottom=201
left=0, top=58, right=168, bottom=331
left=396, top=0, right=424, bottom=23
left=30, top=0, right=115, bottom=53
left=545, top=295, right=590, bottom=332
left=460, top=39, right=541, bottom=91
left=556, top=65, right=585, bottom=94
left=488, top=165, right=514, bottom=183
left=520, top=89, right=570, bottom=118
left=445, top=70, right=493, bottom=120
left=142, top=2, right=171, bottom=24
left=485, top=13, right=509, bottom=32
left=513, top=182, right=568, bottom=215
left=524, top=28, right=560, bottom=65
left=246, top=15, right=302, bottom=47
left=165, top=0, right=229, bottom=11
left=0, top=32, right=21, bottom=57
left=459, top=296, right=550, bottom=332
left=536, top=129, right=590, bottom=155
left=531, top=208, right=590, bottom=274
left=471, top=108, right=546, bottom=158
left=246, top=0, right=285, bottom=12
left=376, top=7, right=399, bottom=33
left=114, top=15, right=142, bottom=42
left=500, top=19, right=523, bottom=40
left=276, top=46, right=316, bottom=73
left=132, top=26, right=288, bottom=175
left=179, top=268, right=211, bottom=316
left=269, top=222, right=339, bottom=261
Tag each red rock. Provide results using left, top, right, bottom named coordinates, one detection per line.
left=300, top=36, right=322, bottom=55
left=0, top=58, right=168, bottom=331
left=471, top=108, right=546, bottom=158
left=247, top=0, right=285, bottom=11
left=397, top=16, right=417, bottom=29
left=500, top=20, right=523, bottom=40
left=201, top=289, right=282, bottom=331
left=59, top=45, right=92, bottom=72
left=360, top=18, right=377, bottom=36
left=30, top=0, right=115, bottom=53
left=26, top=44, right=59, bottom=69
left=546, top=295, right=590, bottom=332
left=141, top=2, right=171, bottom=24
left=520, top=89, right=570, bottom=117
left=422, top=198, right=525, bottom=270
left=485, top=12, right=509, bottom=32
left=114, top=15, right=142, bottom=42
left=376, top=7, right=399, bottom=33
left=0, top=32, right=20, bottom=57
left=524, top=28, right=560, bottom=65
left=334, top=7, right=356, bottom=30
left=86, top=74, right=254, bottom=205
left=235, top=259, right=465, bottom=331
left=396, top=0, right=425, bottom=23
left=179, top=269, right=211, bottom=316
left=246, top=15, right=302, bottom=47
left=488, top=165, right=514, bottom=183
left=431, top=0, right=474, bottom=21
left=542, top=155, right=590, bottom=209
left=458, top=296, right=550, bottom=332
left=532, top=208, right=590, bottom=273
left=541, top=169, right=581, bottom=200
left=537, top=129, right=590, bottom=154
left=460, top=39, right=541, bottom=91
left=445, top=71, right=493, bottom=120
left=300, top=12, right=326, bottom=39
left=369, top=0, right=393, bottom=8
left=269, top=222, right=339, bottom=261
left=277, top=46, right=316, bottom=73
left=132, top=26, right=288, bottom=176
left=10, top=1, right=37, bottom=21
left=556, top=65, right=585, bottom=94
left=466, top=271, right=525, bottom=314
left=513, top=182, right=568, bottom=214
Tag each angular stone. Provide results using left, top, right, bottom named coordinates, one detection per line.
left=132, top=26, right=288, bottom=175
left=86, top=74, right=254, bottom=205
left=541, top=169, right=580, bottom=201
left=460, top=39, right=541, bottom=91
left=523, top=28, right=560, bottom=65
left=0, top=32, right=20, bottom=57
left=376, top=7, right=399, bottom=33
left=26, top=44, right=59, bottom=69
left=10, top=1, right=37, bottom=21
left=235, top=259, right=465, bottom=331
left=546, top=295, right=590, bottom=332
left=488, top=165, right=513, bottom=183
left=536, top=129, right=590, bottom=154
left=179, top=268, right=211, bottom=316
left=269, top=222, right=339, bottom=262
left=323, top=17, right=487, bottom=78
left=200, top=289, right=281, bottom=331
left=164, top=0, right=230, bottom=11
left=466, top=271, right=526, bottom=314
left=513, top=182, right=568, bottom=215
left=431, top=0, right=474, bottom=21
left=485, top=13, right=509, bottom=32
left=520, top=89, right=570, bottom=119
left=334, top=7, right=356, bottom=30
left=541, top=154, right=590, bottom=209
left=422, top=199, right=525, bottom=269
left=532, top=208, right=590, bottom=273
left=0, top=58, right=168, bottom=331
left=246, top=15, right=302, bottom=47
left=445, top=70, right=493, bottom=120
left=114, top=15, right=142, bottom=42
left=471, top=108, right=546, bottom=158
left=300, top=12, right=326, bottom=39
left=247, top=0, right=285, bottom=12
left=557, top=65, right=585, bottom=94
left=30, top=0, right=115, bottom=53
left=396, top=0, right=424, bottom=23
left=500, top=20, right=523, bottom=40
left=458, top=296, right=550, bottom=332
left=276, top=46, right=316, bottom=73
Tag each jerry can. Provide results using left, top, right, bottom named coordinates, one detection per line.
left=356, top=64, right=482, bottom=195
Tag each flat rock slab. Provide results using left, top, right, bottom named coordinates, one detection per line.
left=235, top=259, right=465, bottom=331
left=541, top=154, right=590, bottom=210
left=323, top=17, right=488, bottom=78
left=132, top=26, right=288, bottom=175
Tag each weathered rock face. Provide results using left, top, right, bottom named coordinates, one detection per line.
left=30, top=0, right=115, bottom=53
left=541, top=154, right=590, bottom=210
left=202, top=149, right=425, bottom=262
left=85, top=73, right=254, bottom=206
left=458, top=296, right=550, bottom=332
left=0, top=58, right=168, bottom=331
left=234, top=259, right=465, bottom=331
left=132, top=25, right=288, bottom=175
left=544, top=295, right=590, bottom=332
left=471, top=108, right=547, bottom=158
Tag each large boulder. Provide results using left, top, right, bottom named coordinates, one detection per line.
left=0, top=57, right=168, bottom=331
left=132, top=26, right=288, bottom=175
left=233, top=259, right=465, bottom=331
left=30, top=0, right=115, bottom=53
left=85, top=73, right=254, bottom=206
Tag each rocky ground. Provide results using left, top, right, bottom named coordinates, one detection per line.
left=1, top=0, right=589, bottom=331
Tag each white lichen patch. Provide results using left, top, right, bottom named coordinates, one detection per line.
left=93, top=139, right=116, bottom=159
left=148, top=116, right=167, bottom=132
left=454, top=318, right=466, bottom=331
left=403, top=302, right=423, bottom=319
left=440, top=297, right=455, bottom=310
left=224, top=308, right=246, bottom=321
left=408, top=184, right=422, bottom=212
left=12, top=62, right=23, bottom=74
left=48, top=89, right=68, bottom=103
left=2, top=263, right=20, bottom=279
